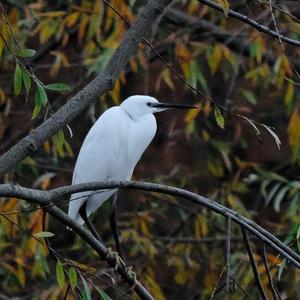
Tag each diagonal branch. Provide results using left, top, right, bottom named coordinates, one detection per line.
left=0, top=0, right=172, bottom=178
left=198, top=0, right=300, bottom=47
left=241, top=227, right=268, bottom=300
left=261, top=244, right=281, bottom=300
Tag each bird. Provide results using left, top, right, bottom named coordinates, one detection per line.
left=68, top=95, right=197, bottom=257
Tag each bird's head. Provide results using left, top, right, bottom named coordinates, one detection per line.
left=120, top=95, right=197, bottom=119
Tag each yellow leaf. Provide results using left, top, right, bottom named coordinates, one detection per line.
left=41, top=176, right=51, bottom=190
left=139, top=218, right=150, bottom=236
left=129, top=58, right=138, bottom=74
left=282, top=55, right=292, bottom=76
left=202, top=129, right=210, bottom=141
left=161, top=68, right=175, bottom=91
left=208, top=45, right=223, bottom=75
left=60, top=52, right=70, bottom=66
left=188, top=0, right=200, bottom=15
left=137, top=50, right=147, bottom=69
left=181, top=62, right=190, bottom=79
left=119, top=71, right=126, bottom=85
left=0, top=88, right=5, bottom=104
left=203, top=100, right=212, bottom=117
left=176, top=43, right=192, bottom=63
left=36, top=11, right=66, bottom=18
left=0, top=38, right=3, bottom=57
left=284, top=82, right=294, bottom=106
left=28, top=210, right=43, bottom=233
left=184, top=106, right=200, bottom=123
left=208, top=159, right=224, bottom=177
left=194, top=217, right=201, bottom=239
left=2, top=197, right=18, bottom=211
left=8, top=7, right=19, bottom=25
left=78, top=14, right=89, bottom=42
left=17, top=265, right=26, bottom=287
left=40, top=22, right=55, bottom=43
left=174, top=265, right=187, bottom=285
left=66, top=12, right=80, bottom=28
left=145, top=274, right=165, bottom=300
left=217, top=0, right=230, bottom=17
left=288, top=106, right=300, bottom=161
left=110, top=79, right=120, bottom=105
left=43, top=141, right=51, bottom=154
left=227, top=194, right=239, bottom=209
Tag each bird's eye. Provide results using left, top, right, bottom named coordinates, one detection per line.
left=146, top=102, right=153, bottom=107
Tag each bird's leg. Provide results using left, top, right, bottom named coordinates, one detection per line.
left=79, top=201, right=103, bottom=242
left=110, top=192, right=124, bottom=259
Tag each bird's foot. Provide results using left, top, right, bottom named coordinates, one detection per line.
left=106, top=247, right=126, bottom=270
left=126, top=266, right=138, bottom=291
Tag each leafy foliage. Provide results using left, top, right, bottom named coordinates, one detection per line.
left=0, top=0, right=300, bottom=299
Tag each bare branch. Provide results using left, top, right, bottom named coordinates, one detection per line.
left=198, top=0, right=300, bottom=47
left=226, top=217, right=232, bottom=294
left=0, top=181, right=299, bottom=269
left=0, top=0, right=172, bottom=178
left=241, top=227, right=268, bottom=300
left=261, top=244, right=282, bottom=300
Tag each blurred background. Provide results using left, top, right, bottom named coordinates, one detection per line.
left=0, top=0, right=299, bottom=299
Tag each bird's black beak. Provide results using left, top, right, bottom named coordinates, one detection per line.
left=150, top=102, right=198, bottom=109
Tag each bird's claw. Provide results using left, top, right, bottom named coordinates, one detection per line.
left=106, top=247, right=126, bottom=270
left=126, top=266, right=138, bottom=291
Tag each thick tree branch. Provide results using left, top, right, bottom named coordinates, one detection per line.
left=0, top=0, right=172, bottom=178
left=0, top=181, right=299, bottom=269
left=199, top=0, right=300, bottom=47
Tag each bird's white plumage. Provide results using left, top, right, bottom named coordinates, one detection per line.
left=68, top=95, right=158, bottom=224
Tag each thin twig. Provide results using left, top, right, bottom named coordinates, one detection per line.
left=268, top=0, right=283, bottom=48
left=226, top=217, right=232, bottom=294
left=241, top=227, right=268, bottom=300
left=255, top=0, right=300, bottom=24
left=198, top=0, right=300, bottom=47
left=209, top=265, right=227, bottom=300
left=261, top=244, right=281, bottom=300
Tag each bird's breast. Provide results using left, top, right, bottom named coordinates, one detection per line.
left=122, top=113, right=157, bottom=176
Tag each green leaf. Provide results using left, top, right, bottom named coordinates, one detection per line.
left=265, top=183, right=281, bottom=205
left=278, top=259, right=286, bottom=281
left=35, top=84, right=48, bottom=107
left=214, top=106, right=225, bottom=129
left=296, top=225, right=300, bottom=240
left=22, top=67, right=31, bottom=95
left=80, top=275, right=92, bottom=300
left=68, top=267, right=77, bottom=290
left=17, top=48, right=36, bottom=58
left=95, top=286, right=111, bottom=300
left=44, top=83, right=71, bottom=92
left=56, top=260, right=65, bottom=289
left=241, top=89, right=257, bottom=105
left=273, top=186, right=289, bottom=212
left=14, top=63, right=22, bottom=96
left=188, top=60, right=208, bottom=91
left=32, top=105, right=42, bottom=119
left=33, top=231, right=55, bottom=238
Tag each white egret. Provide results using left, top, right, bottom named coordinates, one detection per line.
left=68, top=95, right=197, bottom=256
